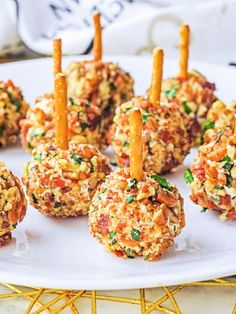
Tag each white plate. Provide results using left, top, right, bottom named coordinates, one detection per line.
left=0, top=56, right=236, bottom=290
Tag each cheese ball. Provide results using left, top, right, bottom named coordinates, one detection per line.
left=0, top=162, right=27, bottom=246
left=111, top=96, right=191, bottom=174
left=66, top=60, right=135, bottom=145
left=89, top=168, right=185, bottom=261
left=0, top=80, right=28, bottom=147
left=185, top=127, right=236, bottom=221
left=22, top=142, right=111, bottom=217
left=20, top=93, right=103, bottom=152
left=161, top=71, right=217, bottom=146
left=203, top=101, right=236, bottom=141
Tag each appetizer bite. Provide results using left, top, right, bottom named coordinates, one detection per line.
left=0, top=162, right=27, bottom=246
left=185, top=124, right=236, bottom=221
left=111, top=48, right=190, bottom=174
left=0, top=80, right=28, bottom=147
left=65, top=12, right=134, bottom=146
left=161, top=24, right=217, bottom=146
left=89, top=108, right=185, bottom=260
left=22, top=73, right=111, bottom=217
left=203, top=101, right=236, bottom=141
left=20, top=39, right=103, bottom=152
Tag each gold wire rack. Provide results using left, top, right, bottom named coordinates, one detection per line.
left=0, top=277, right=236, bottom=314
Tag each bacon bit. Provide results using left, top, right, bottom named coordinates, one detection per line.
left=53, top=177, right=65, bottom=188
left=97, top=214, right=109, bottom=235
left=220, top=195, right=231, bottom=207
left=227, top=211, right=236, bottom=220
left=202, top=81, right=216, bottom=90
left=114, top=250, right=124, bottom=257
left=159, top=129, right=172, bottom=142
left=157, top=190, right=177, bottom=207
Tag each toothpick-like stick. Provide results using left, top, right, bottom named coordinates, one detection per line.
left=129, top=108, right=143, bottom=181
left=234, top=115, right=236, bottom=143
left=179, top=24, right=190, bottom=80
left=93, top=12, right=102, bottom=61
left=149, top=48, right=163, bottom=106
left=54, top=73, right=68, bottom=150
left=53, top=38, right=62, bottom=76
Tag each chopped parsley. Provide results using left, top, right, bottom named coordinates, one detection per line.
left=12, top=223, right=18, bottom=229
left=184, top=169, right=194, bottom=184
left=215, top=130, right=223, bottom=144
left=80, top=122, right=89, bottom=130
left=141, top=111, right=152, bottom=124
left=131, top=228, right=140, bottom=241
left=32, top=194, right=38, bottom=204
left=226, top=173, right=233, bottom=188
left=214, top=186, right=224, bottom=190
left=222, top=156, right=232, bottom=162
left=223, top=161, right=233, bottom=171
left=90, top=165, right=94, bottom=173
left=97, top=188, right=107, bottom=200
left=182, top=101, right=192, bottom=114
left=54, top=201, right=62, bottom=208
left=109, top=82, right=116, bottom=91
left=111, top=239, right=116, bottom=245
left=151, top=174, right=173, bottom=191
left=203, top=120, right=215, bottom=132
left=211, top=195, right=219, bottom=203
left=123, top=141, right=129, bottom=148
left=164, top=86, right=177, bottom=98
left=109, top=231, right=116, bottom=239
left=12, top=99, right=21, bottom=110
left=201, top=207, right=208, bottom=213
left=126, top=248, right=134, bottom=258
left=34, top=153, right=42, bottom=161
left=125, top=195, right=134, bottom=204
left=69, top=97, right=75, bottom=106
left=29, top=131, right=46, bottom=138
left=70, top=153, right=84, bottom=164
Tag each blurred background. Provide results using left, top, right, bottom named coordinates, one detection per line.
left=0, top=0, right=236, bottom=64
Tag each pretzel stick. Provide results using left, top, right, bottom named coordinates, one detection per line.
left=93, top=12, right=102, bottom=61
left=129, top=108, right=143, bottom=181
left=234, top=115, right=236, bottom=144
left=149, top=48, right=163, bottom=106
left=53, top=38, right=62, bottom=76
left=179, top=24, right=190, bottom=79
left=54, top=73, right=68, bottom=149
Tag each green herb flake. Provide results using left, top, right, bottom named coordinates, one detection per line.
left=70, top=153, right=84, bottom=164
left=0, top=125, right=5, bottom=136
left=182, top=101, right=192, bottom=114
left=69, top=97, right=75, bottom=106
left=126, top=248, right=134, bottom=258
left=54, top=201, right=61, bottom=208
left=215, top=130, right=223, bottom=144
left=203, top=119, right=215, bottom=132
left=211, top=195, right=219, bottom=203
left=12, top=223, right=18, bottom=229
left=90, top=165, right=94, bottom=173
left=32, top=194, right=38, bottom=204
left=223, top=161, right=233, bottom=171
left=214, top=186, right=224, bottom=190
left=109, top=231, right=116, bottom=239
left=141, top=112, right=152, bottom=124
left=184, top=169, right=194, bottom=184
left=111, top=239, right=116, bottom=245
left=123, top=141, right=129, bottom=148
left=80, top=122, right=89, bottom=130
left=109, top=82, right=116, bottom=91
left=131, top=228, right=140, bottom=241
left=128, top=178, right=138, bottom=190
left=164, top=86, right=177, bottom=98
left=226, top=174, right=233, bottom=188
left=91, top=208, right=98, bottom=213
left=13, top=99, right=21, bottom=110
left=125, top=195, right=134, bottom=204
left=223, top=156, right=232, bottom=162
left=151, top=174, right=173, bottom=191
left=201, top=207, right=208, bottom=213
left=34, top=153, right=42, bottom=161
left=30, top=131, right=46, bottom=138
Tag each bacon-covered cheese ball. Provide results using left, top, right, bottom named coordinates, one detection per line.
left=202, top=101, right=236, bottom=141
left=0, top=162, right=27, bottom=246
left=161, top=71, right=216, bottom=146
left=22, top=142, right=111, bottom=217
left=89, top=168, right=185, bottom=261
left=111, top=96, right=191, bottom=174
left=185, top=127, right=236, bottom=221
left=0, top=80, right=28, bottom=147
left=66, top=61, right=134, bottom=145
left=20, top=93, right=103, bottom=152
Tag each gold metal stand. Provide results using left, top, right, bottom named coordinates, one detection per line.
left=0, top=277, right=235, bottom=313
